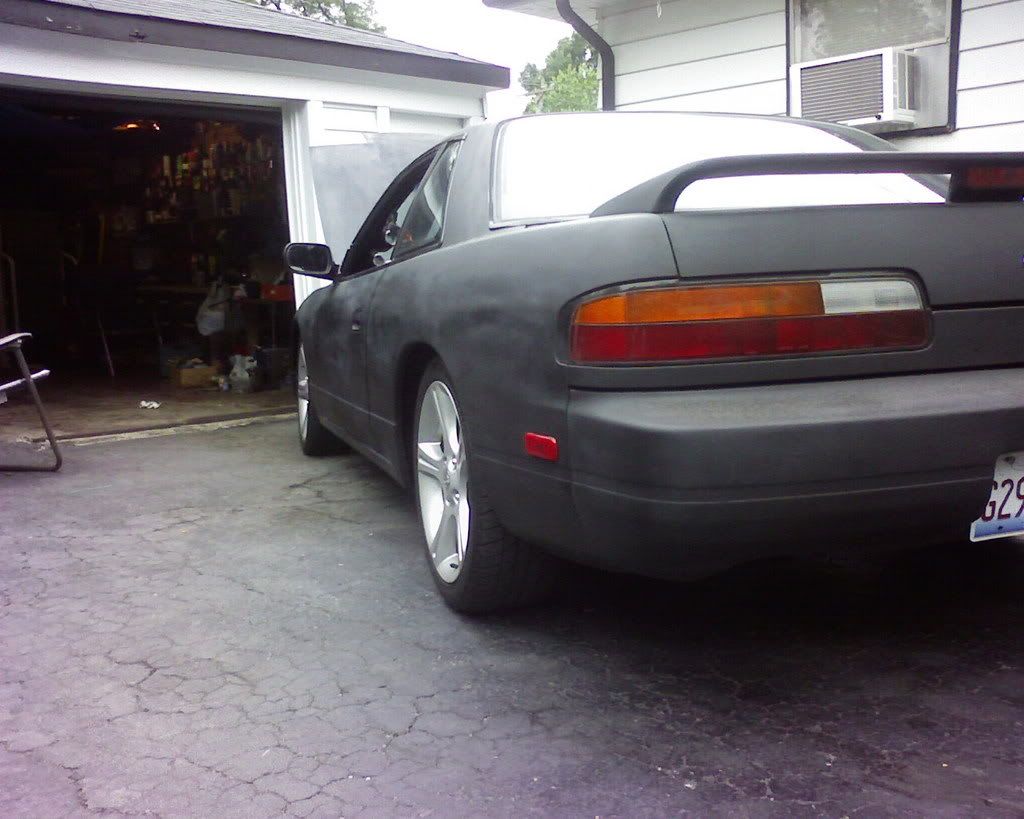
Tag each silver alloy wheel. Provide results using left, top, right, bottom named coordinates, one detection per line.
left=297, top=345, right=310, bottom=441
left=416, top=381, right=469, bottom=583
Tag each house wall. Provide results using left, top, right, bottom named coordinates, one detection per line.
left=896, top=0, right=1024, bottom=150
left=598, top=0, right=1024, bottom=151
left=599, top=0, right=787, bottom=115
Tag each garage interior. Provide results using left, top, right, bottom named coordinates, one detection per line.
left=0, top=91, right=296, bottom=441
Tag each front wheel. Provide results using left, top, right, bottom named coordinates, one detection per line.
left=412, top=360, right=558, bottom=613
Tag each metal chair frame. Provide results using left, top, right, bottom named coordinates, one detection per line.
left=1, top=332, right=62, bottom=472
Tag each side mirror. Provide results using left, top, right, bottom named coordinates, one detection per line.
left=384, top=223, right=400, bottom=248
left=283, top=243, right=338, bottom=280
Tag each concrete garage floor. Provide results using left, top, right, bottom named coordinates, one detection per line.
left=1, top=422, right=1024, bottom=817
left=0, top=375, right=293, bottom=442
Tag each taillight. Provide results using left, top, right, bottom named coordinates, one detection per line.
left=956, top=165, right=1024, bottom=202
left=571, top=277, right=928, bottom=364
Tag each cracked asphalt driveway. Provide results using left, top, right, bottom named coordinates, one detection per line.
left=2, top=420, right=1024, bottom=817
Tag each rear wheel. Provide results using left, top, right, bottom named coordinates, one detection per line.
left=413, top=360, right=558, bottom=613
left=297, top=343, right=346, bottom=456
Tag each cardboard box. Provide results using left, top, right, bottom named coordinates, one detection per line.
left=172, top=365, right=218, bottom=389
left=159, top=342, right=202, bottom=378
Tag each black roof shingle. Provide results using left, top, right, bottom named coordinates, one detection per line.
left=2, top=0, right=509, bottom=88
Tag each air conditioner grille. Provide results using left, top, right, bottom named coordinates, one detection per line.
left=800, top=54, right=883, bottom=123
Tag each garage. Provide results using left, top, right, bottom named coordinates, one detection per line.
left=0, top=0, right=506, bottom=445
left=1, top=91, right=295, bottom=436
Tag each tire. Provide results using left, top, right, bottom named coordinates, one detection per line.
left=412, top=359, right=558, bottom=613
left=297, top=343, right=347, bottom=456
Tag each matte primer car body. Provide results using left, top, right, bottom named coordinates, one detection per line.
left=288, top=112, right=1024, bottom=612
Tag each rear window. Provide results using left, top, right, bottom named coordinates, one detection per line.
left=492, top=113, right=944, bottom=224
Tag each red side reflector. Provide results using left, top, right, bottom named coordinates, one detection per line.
left=572, top=311, right=929, bottom=363
left=524, top=432, right=559, bottom=461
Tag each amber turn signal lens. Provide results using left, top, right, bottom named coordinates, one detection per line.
left=575, top=282, right=825, bottom=326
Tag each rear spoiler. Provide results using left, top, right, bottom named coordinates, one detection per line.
left=591, top=151, right=1024, bottom=217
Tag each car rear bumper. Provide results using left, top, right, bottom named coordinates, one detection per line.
left=527, top=369, right=1024, bottom=578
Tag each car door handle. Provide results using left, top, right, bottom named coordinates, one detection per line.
left=351, top=309, right=363, bottom=332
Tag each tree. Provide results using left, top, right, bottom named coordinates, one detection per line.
left=244, top=0, right=386, bottom=32
left=520, top=33, right=599, bottom=114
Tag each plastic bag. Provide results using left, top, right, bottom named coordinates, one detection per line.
left=195, top=281, right=228, bottom=336
left=228, top=354, right=257, bottom=393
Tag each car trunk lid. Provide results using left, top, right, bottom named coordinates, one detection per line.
left=661, top=202, right=1024, bottom=309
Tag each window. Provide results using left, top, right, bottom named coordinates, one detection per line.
left=492, top=113, right=942, bottom=224
left=787, top=0, right=957, bottom=135
left=371, top=185, right=418, bottom=267
left=791, top=0, right=951, bottom=63
left=393, top=140, right=461, bottom=259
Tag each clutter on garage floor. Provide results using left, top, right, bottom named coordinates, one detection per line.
left=0, top=374, right=292, bottom=441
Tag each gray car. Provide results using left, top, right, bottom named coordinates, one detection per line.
left=286, top=111, right=1024, bottom=612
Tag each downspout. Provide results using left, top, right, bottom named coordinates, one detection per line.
left=555, top=0, right=616, bottom=111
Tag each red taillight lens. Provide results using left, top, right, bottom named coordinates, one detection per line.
left=964, top=166, right=1024, bottom=193
left=571, top=278, right=928, bottom=364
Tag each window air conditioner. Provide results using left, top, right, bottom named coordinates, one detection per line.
left=790, top=47, right=919, bottom=133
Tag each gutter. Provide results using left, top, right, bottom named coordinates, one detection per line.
left=554, top=0, right=615, bottom=110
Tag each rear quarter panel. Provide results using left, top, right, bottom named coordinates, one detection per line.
left=569, top=202, right=1024, bottom=391
left=364, top=213, right=677, bottom=541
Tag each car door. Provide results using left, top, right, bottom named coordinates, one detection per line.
left=312, top=145, right=447, bottom=445
left=363, top=139, right=464, bottom=460
left=310, top=268, right=381, bottom=443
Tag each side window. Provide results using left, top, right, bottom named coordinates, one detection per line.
left=373, top=186, right=419, bottom=267
left=394, top=140, right=461, bottom=260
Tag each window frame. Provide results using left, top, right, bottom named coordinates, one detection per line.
left=391, top=138, right=464, bottom=264
left=784, top=0, right=963, bottom=139
left=339, top=144, right=441, bottom=277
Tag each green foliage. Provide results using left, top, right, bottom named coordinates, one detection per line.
left=520, top=33, right=599, bottom=114
left=245, top=0, right=386, bottom=32
left=527, top=64, right=599, bottom=114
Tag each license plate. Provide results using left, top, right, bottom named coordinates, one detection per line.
left=970, top=452, right=1024, bottom=541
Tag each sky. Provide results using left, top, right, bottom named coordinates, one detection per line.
left=370, top=0, right=572, bottom=120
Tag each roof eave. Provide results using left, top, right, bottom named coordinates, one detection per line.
left=482, top=0, right=596, bottom=24
left=2, top=0, right=510, bottom=90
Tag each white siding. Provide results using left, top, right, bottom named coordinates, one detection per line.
left=319, top=104, right=379, bottom=135
left=959, top=0, right=1024, bottom=49
left=893, top=120, right=1024, bottom=150
left=896, top=0, right=1024, bottom=150
left=617, top=80, right=786, bottom=114
left=389, top=111, right=465, bottom=136
left=600, top=0, right=786, bottom=113
left=600, top=0, right=1023, bottom=150
left=614, top=12, right=785, bottom=74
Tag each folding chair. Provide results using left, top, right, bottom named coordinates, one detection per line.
left=0, top=332, right=61, bottom=472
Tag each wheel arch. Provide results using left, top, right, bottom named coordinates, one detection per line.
left=291, top=317, right=302, bottom=367
left=394, top=341, right=442, bottom=487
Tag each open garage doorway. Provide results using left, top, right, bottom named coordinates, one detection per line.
left=0, top=91, right=295, bottom=442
